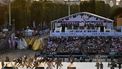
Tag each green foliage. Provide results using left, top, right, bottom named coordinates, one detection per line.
left=80, top=1, right=111, bottom=18
left=80, top=1, right=95, bottom=13
left=11, top=0, right=29, bottom=29
left=0, top=5, right=7, bottom=25
left=95, top=1, right=106, bottom=16
left=110, top=6, right=122, bottom=19
left=30, top=1, right=80, bottom=28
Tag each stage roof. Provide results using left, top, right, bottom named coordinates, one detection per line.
left=51, top=12, right=113, bottom=23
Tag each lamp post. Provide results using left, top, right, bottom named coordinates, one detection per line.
left=68, top=0, right=71, bottom=16
left=12, top=19, right=15, bottom=32
left=8, top=0, right=11, bottom=26
left=64, top=0, right=80, bottom=16
left=64, top=0, right=71, bottom=16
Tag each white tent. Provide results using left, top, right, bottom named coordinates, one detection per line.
left=24, top=29, right=34, bottom=36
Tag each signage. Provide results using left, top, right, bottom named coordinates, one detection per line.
left=50, top=32, right=122, bottom=37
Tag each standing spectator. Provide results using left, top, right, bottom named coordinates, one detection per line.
left=1, top=61, right=4, bottom=69
left=8, top=38, right=12, bottom=49
left=11, top=33, right=15, bottom=49
left=118, top=63, right=121, bottom=69
left=5, top=56, right=9, bottom=62
left=110, top=60, right=116, bottom=69
left=55, top=59, right=63, bottom=69
left=96, top=59, right=99, bottom=69
left=118, top=58, right=122, bottom=69
left=100, top=62, right=103, bottom=69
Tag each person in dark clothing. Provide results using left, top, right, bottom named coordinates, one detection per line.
left=96, top=62, right=99, bottom=69
left=118, top=58, right=122, bottom=69
left=95, top=57, right=100, bottom=69
left=1, top=61, right=4, bottom=69
left=110, top=60, right=116, bottom=69
left=118, top=63, right=121, bottom=69
left=55, top=59, right=63, bottom=69
left=100, top=62, right=103, bottom=69
left=5, top=56, right=9, bottom=62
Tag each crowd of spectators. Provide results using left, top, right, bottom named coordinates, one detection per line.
left=47, top=36, right=122, bottom=55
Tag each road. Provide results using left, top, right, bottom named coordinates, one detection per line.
left=0, top=62, right=120, bottom=69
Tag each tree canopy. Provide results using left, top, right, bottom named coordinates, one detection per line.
left=0, top=0, right=121, bottom=29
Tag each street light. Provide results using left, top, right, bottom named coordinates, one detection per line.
left=12, top=19, right=15, bottom=31
left=64, top=0, right=71, bottom=16
left=8, top=0, right=11, bottom=26
left=64, top=0, right=80, bottom=16
left=68, top=0, right=71, bottom=16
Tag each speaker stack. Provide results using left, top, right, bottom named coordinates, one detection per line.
left=67, top=67, right=76, bottom=69
left=67, top=62, right=76, bottom=69
left=4, top=67, right=14, bottom=69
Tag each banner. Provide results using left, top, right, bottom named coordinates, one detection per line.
left=50, top=32, right=122, bottom=37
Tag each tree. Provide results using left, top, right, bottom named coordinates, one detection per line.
left=95, top=1, right=111, bottom=18
left=70, top=4, right=80, bottom=14
left=30, top=1, right=43, bottom=28
left=110, top=6, right=122, bottom=19
left=11, top=0, right=29, bottom=29
left=80, top=1, right=111, bottom=18
left=80, top=1, right=95, bottom=13
left=0, top=4, right=7, bottom=26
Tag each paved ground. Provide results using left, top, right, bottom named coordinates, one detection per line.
left=0, top=62, right=120, bottom=69
left=0, top=49, right=39, bottom=61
